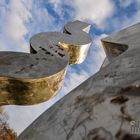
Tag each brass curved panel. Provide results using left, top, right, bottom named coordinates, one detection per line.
left=0, top=47, right=68, bottom=105
left=30, top=20, right=92, bottom=64
left=0, top=68, right=66, bottom=105
left=0, top=20, right=91, bottom=105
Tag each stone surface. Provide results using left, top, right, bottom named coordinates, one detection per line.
left=18, top=23, right=140, bottom=139
left=30, top=20, right=91, bottom=64
left=0, top=21, right=91, bottom=105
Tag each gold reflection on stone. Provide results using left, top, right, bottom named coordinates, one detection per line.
left=0, top=20, right=91, bottom=106
left=0, top=68, right=66, bottom=105
left=59, top=42, right=91, bottom=64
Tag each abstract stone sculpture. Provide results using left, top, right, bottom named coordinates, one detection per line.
left=0, top=21, right=91, bottom=105
left=18, top=23, right=140, bottom=140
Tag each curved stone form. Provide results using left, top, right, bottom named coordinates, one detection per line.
left=0, top=20, right=91, bottom=105
left=30, top=20, right=91, bottom=64
left=0, top=47, right=68, bottom=105
left=18, top=23, right=140, bottom=139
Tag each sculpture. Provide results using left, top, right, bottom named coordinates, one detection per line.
left=0, top=21, right=91, bottom=105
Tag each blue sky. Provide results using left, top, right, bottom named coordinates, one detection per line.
left=0, top=0, right=140, bottom=135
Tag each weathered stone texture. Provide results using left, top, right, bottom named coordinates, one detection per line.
left=18, top=23, right=140, bottom=140
left=0, top=21, right=91, bottom=105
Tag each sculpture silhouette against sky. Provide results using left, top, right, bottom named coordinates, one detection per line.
left=0, top=21, right=91, bottom=105
left=18, top=22, right=140, bottom=140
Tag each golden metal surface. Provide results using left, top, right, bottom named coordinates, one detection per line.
left=30, top=20, right=92, bottom=64
left=0, top=68, right=66, bottom=105
left=0, top=20, right=91, bottom=105
left=59, top=42, right=91, bottom=64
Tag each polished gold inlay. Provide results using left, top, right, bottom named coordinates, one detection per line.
left=0, top=20, right=91, bottom=105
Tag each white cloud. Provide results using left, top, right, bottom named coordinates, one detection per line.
left=26, top=5, right=56, bottom=36
left=108, top=1, right=140, bottom=32
left=81, top=37, right=106, bottom=76
left=48, top=0, right=115, bottom=28
left=48, top=0, right=64, bottom=18
left=120, top=10, right=140, bottom=29
left=6, top=0, right=32, bottom=41
left=119, top=0, right=133, bottom=7
left=72, top=0, right=115, bottom=27
left=119, top=0, right=140, bottom=8
left=62, top=69, right=89, bottom=93
left=0, top=0, right=32, bottom=52
left=0, top=0, right=57, bottom=52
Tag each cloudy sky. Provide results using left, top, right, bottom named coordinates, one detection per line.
left=0, top=0, right=140, bottom=135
